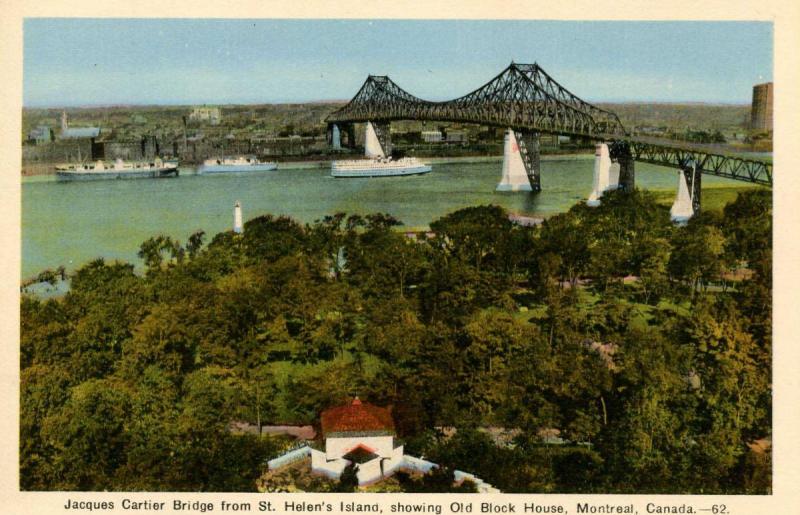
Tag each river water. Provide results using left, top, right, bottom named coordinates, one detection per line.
left=22, top=157, right=746, bottom=278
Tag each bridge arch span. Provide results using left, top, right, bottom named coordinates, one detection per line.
left=326, top=62, right=772, bottom=212
left=325, top=62, right=627, bottom=138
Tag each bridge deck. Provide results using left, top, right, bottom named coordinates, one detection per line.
left=608, top=134, right=771, bottom=162
left=327, top=63, right=772, bottom=186
left=603, top=135, right=772, bottom=186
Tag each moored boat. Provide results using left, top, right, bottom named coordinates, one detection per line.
left=55, top=158, right=179, bottom=181
left=197, top=156, right=278, bottom=174
left=330, top=157, right=431, bottom=178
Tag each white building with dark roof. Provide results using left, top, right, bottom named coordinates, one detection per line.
left=27, top=126, right=53, bottom=144
left=267, top=398, right=500, bottom=491
left=309, top=397, right=405, bottom=485
left=189, top=106, right=221, bottom=125
left=58, top=111, right=100, bottom=140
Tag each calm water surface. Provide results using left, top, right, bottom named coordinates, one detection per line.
left=22, top=158, right=744, bottom=278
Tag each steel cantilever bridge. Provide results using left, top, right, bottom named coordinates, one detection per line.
left=325, top=62, right=772, bottom=193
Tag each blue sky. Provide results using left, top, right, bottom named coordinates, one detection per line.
left=23, top=19, right=773, bottom=107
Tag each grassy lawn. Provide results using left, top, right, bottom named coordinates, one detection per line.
left=510, top=284, right=694, bottom=330
left=651, top=185, right=767, bottom=212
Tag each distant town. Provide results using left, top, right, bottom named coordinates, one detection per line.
left=21, top=82, right=773, bottom=176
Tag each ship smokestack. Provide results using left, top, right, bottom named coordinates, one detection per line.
left=233, top=201, right=243, bottom=234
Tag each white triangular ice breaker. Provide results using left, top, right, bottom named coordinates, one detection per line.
left=496, top=129, right=533, bottom=192
left=587, top=143, right=620, bottom=206
left=670, top=167, right=696, bottom=223
left=364, top=122, right=385, bottom=158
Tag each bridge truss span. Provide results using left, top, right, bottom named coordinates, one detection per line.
left=609, top=138, right=773, bottom=186
left=326, top=62, right=628, bottom=138
left=327, top=62, right=772, bottom=188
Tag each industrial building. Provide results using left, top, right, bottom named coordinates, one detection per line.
left=750, top=82, right=773, bottom=132
left=421, top=130, right=443, bottom=142
left=446, top=130, right=467, bottom=143
left=189, top=106, right=222, bottom=125
left=27, top=126, right=53, bottom=145
left=58, top=111, right=101, bottom=139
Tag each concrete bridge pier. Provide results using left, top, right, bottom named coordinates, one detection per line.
left=332, top=123, right=357, bottom=149
left=616, top=152, right=635, bottom=191
left=587, top=143, right=620, bottom=206
left=497, top=128, right=533, bottom=191
left=364, top=121, right=392, bottom=158
left=517, top=130, right=541, bottom=192
left=670, top=162, right=701, bottom=223
left=364, top=121, right=384, bottom=157
left=327, top=123, right=342, bottom=149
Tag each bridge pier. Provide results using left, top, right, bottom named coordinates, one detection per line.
left=587, top=143, right=620, bottom=206
left=670, top=161, right=701, bottom=223
left=517, top=130, right=541, bottom=192
left=611, top=141, right=635, bottom=191
left=327, top=123, right=342, bottom=149
left=364, top=121, right=392, bottom=158
left=346, top=124, right=357, bottom=149
left=618, top=155, right=635, bottom=191
left=331, top=123, right=356, bottom=149
left=497, top=129, right=533, bottom=191
left=364, top=121, right=384, bottom=157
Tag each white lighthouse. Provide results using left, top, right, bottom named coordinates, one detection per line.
left=233, top=201, right=243, bottom=234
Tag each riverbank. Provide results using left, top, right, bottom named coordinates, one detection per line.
left=651, top=183, right=768, bottom=212
left=399, top=183, right=762, bottom=233
left=21, top=183, right=757, bottom=287
left=22, top=159, right=762, bottom=278
left=21, top=152, right=596, bottom=182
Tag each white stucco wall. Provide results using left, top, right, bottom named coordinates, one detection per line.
left=311, top=448, right=348, bottom=479
left=312, top=438, right=404, bottom=485
left=356, top=458, right=384, bottom=485
left=454, top=470, right=501, bottom=493
left=383, top=445, right=405, bottom=476
left=325, top=435, right=394, bottom=460
left=401, top=455, right=438, bottom=474
left=267, top=445, right=311, bottom=470
left=289, top=446, right=499, bottom=491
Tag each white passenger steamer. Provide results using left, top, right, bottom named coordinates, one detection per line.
left=331, top=121, right=432, bottom=178
left=55, top=158, right=179, bottom=181
left=197, top=156, right=278, bottom=174
left=331, top=157, right=432, bottom=178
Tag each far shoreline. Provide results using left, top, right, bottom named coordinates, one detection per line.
left=21, top=152, right=596, bottom=181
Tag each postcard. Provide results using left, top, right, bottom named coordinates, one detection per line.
left=3, top=2, right=799, bottom=514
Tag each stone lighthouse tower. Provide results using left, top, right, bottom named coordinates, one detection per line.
left=233, top=201, right=243, bottom=234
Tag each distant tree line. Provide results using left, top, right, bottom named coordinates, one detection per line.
left=20, top=189, right=771, bottom=493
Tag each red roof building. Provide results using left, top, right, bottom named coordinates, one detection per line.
left=320, top=397, right=395, bottom=437
left=267, top=397, right=499, bottom=491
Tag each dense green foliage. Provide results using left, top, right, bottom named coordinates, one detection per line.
left=20, top=189, right=771, bottom=493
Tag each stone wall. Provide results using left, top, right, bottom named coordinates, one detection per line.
left=103, top=141, right=144, bottom=161
left=22, top=139, right=94, bottom=163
